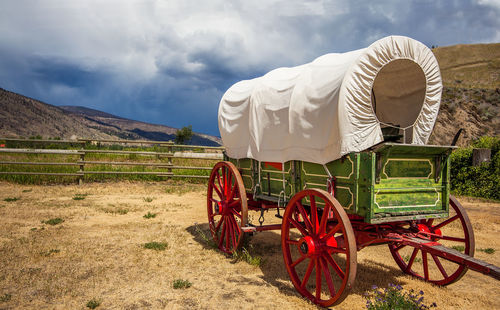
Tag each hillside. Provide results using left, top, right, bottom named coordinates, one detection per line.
left=428, top=43, right=500, bottom=146
left=0, top=88, right=221, bottom=146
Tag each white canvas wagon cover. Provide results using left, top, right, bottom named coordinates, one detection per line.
left=218, top=36, right=442, bottom=164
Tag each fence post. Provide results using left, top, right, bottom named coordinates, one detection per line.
left=167, top=143, right=173, bottom=180
left=78, top=151, right=85, bottom=185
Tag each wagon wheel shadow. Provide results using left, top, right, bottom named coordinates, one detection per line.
left=186, top=224, right=408, bottom=307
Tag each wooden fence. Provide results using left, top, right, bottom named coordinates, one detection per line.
left=0, top=138, right=224, bottom=184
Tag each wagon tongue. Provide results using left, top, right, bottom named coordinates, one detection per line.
left=401, top=237, right=500, bottom=281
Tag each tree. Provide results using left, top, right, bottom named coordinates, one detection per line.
left=175, top=125, right=193, bottom=145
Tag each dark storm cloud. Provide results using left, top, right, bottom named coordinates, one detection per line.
left=0, top=0, right=498, bottom=136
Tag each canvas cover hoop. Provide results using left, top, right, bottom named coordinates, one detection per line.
left=218, top=36, right=442, bottom=164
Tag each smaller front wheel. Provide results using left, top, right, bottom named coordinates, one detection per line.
left=207, top=161, right=248, bottom=254
left=281, top=189, right=357, bottom=307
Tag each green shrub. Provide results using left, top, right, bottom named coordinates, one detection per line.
left=450, top=136, right=500, bottom=200
left=86, top=298, right=101, bottom=309
left=172, top=279, right=192, bottom=289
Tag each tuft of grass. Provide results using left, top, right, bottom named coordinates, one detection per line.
left=86, top=298, right=101, bottom=309
left=143, top=197, right=154, bottom=203
left=40, top=249, right=60, bottom=257
left=73, top=194, right=88, bottom=200
left=232, top=247, right=263, bottom=267
left=3, top=197, right=19, bottom=202
left=451, top=245, right=465, bottom=252
left=0, top=294, right=11, bottom=302
left=479, top=247, right=495, bottom=254
left=403, top=255, right=422, bottom=263
left=364, top=284, right=437, bottom=309
left=143, top=212, right=157, bottom=219
left=102, top=207, right=129, bottom=215
left=143, top=241, right=168, bottom=251
left=172, top=279, right=192, bottom=289
left=22, top=189, right=32, bottom=193
left=41, top=218, right=64, bottom=226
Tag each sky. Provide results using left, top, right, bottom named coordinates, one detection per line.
left=0, top=0, right=499, bottom=136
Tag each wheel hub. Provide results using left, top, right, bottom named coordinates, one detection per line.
left=299, top=236, right=319, bottom=255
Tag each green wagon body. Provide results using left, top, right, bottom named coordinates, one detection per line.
left=228, top=142, right=454, bottom=224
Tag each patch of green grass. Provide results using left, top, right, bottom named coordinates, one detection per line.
left=41, top=218, right=64, bottom=225
left=143, top=212, right=157, bottom=219
left=30, top=227, right=37, bottom=231
left=451, top=245, right=465, bottom=252
left=86, top=298, right=101, bottom=309
left=479, top=247, right=495, bottom=254
left=22, top=189, right=32, bottom=193
left=3, top=197, right=19, bottom=202
left=232, top=247, right=263, bottom=267
left=40, top=249, right=60, bottom=256
left=0, top=294, right=11, bottom=302
left=143, top=197, right=154, bottom=203
left=143, top=241, right=168, bottom=251
left=172, top=279, right=192, bottom=289
left=73, top=194, right=88, bottom=200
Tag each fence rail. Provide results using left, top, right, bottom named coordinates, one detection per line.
left=0, top=137, right=224, bottom=184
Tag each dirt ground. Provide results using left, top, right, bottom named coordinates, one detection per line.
left=0, top=181, right=498, bottom=310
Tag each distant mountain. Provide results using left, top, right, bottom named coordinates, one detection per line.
left=0, top=88, right=221, bottom=146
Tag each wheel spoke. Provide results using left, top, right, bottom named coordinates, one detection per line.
left=295, top=201, right=313, bottom=234
left=228, top=213, right=241, bottom=234
left=301, top=258, right=315, bottom=288
left=434, top=215, right=459, bottom=230
left=320, top=256, right=336, bottom=297
left=214, top=217, right=223, bottom=233
left=325, top=245, right=347, bottom=254
left=218, top=218, right=226, bottom=248
left=393, top=243, right=406, bottom=252
left=228, top=199, right=241, bottom=208
left=319, top=203, right=331, bottom=235
left=228, top=177, right=237, bottom=201
left=230, top=208, right=242, bottom=219
left=431, top=254, right=449, bottom=279
left=315, top=258, right=321, bottom=300
left=291, top=255, right=307, bottom=268
left=289, top=217, right=309, bottom=237
left=422, top=251, right=429, bottom=281
left=229, top=217, right=237, bottom=247
left=225, top=217, right=230, bottom=250
left=321, top=224, right=341, bottom=241
left=324, top=253, right=345, bottom=279
left=213, top=184, right=223, bottom=200
left=310, top=195, right=318, bottom=235
left=216, top=169, right=224, bottom=196
left=406, top=248, right=419, bottom=272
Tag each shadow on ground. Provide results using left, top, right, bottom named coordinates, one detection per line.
left=186, top=223, right=409, bottom=308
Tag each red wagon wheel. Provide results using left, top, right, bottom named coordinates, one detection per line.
left=207, top=161, right=248, bottom=254
left=281, top=189, right=357, bottom=307
left=388, top=195, right=475, bottom=285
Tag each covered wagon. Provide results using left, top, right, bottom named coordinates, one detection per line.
left=207, top=36, right=499, bottom=307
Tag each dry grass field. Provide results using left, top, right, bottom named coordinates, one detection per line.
left=0, top=181, right=498, bottom=309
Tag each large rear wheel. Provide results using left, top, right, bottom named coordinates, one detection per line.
left=281, top=189, right=357, bottom=307
left=388, top=195, right=475, bottom=285
left=207, top=161, right=248, bottom=254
